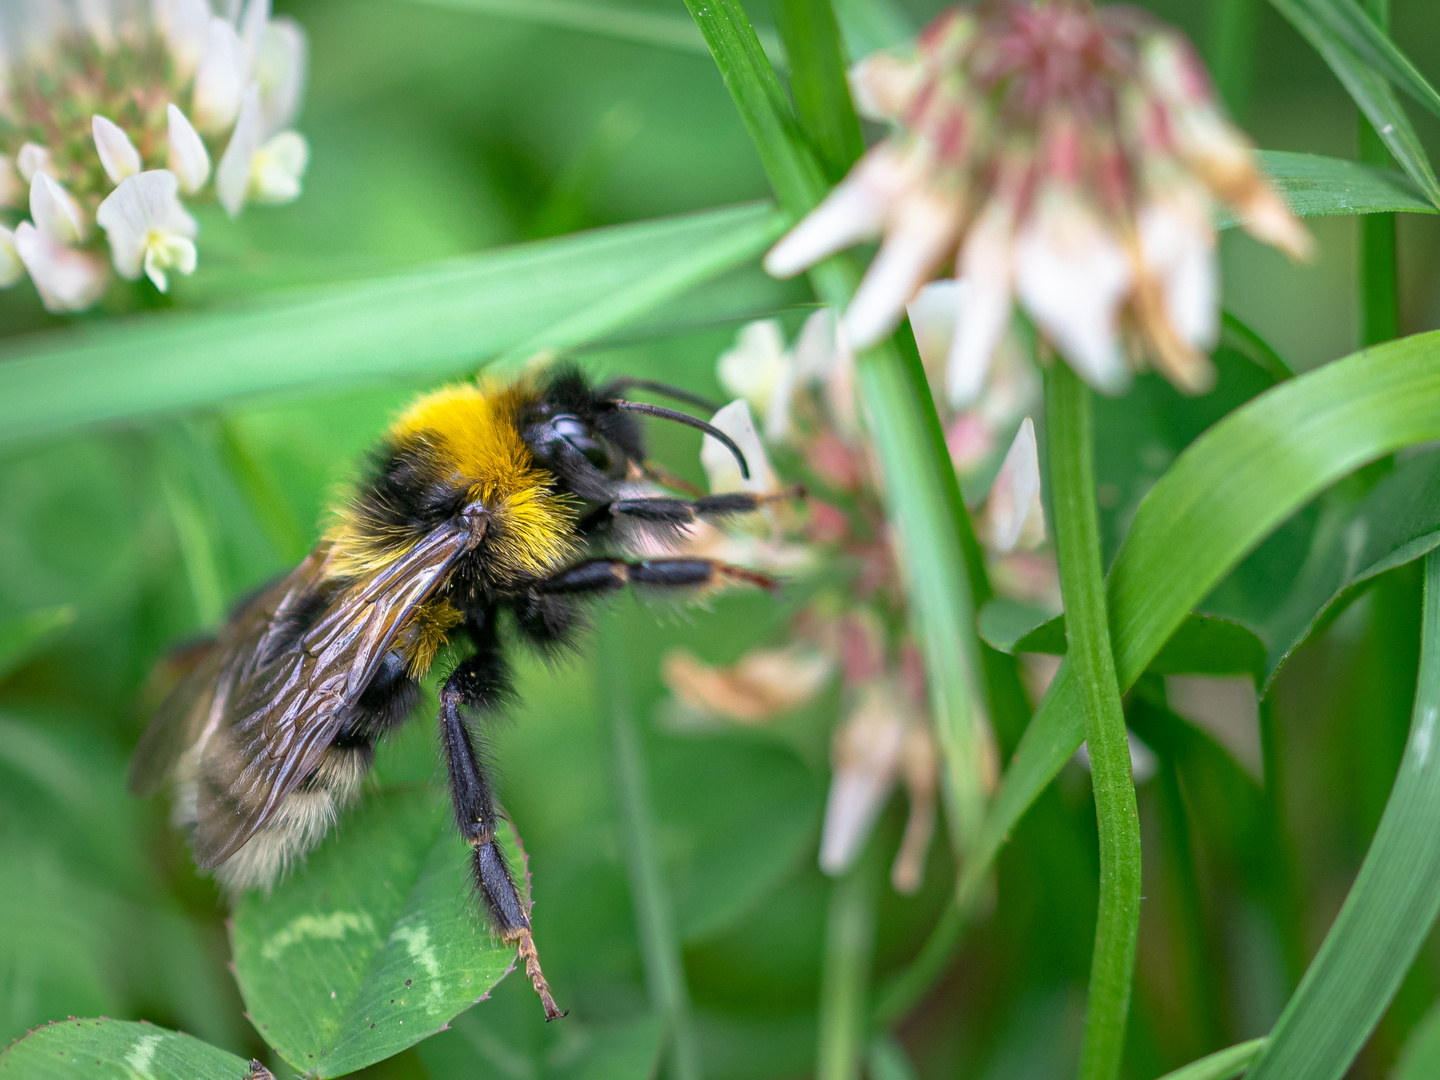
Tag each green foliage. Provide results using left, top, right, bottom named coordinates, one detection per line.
left=0, top=1019, right=265, bottom=1080
left=7, top=1, right=1440, bottom=1079
left=230, top=787, right=522, bottom=1077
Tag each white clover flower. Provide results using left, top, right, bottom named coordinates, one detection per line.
left=13, top=222, right=111, bottom=312
left=717, top=310, right=855, bottom=444
left=765, top=1, right=1312, bottom=397
left=0, top=0, right=310, bottom=313
left=97, top=171, right=200, bottom=292
left=702, top=400, right=779, bottom=496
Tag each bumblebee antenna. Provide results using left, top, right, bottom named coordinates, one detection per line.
left=614, top=401, right=750, bottom=480
left=602, top=377, right=721, bottom=414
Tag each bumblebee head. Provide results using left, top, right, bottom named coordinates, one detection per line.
left=520, top=366, right=751, bottom=502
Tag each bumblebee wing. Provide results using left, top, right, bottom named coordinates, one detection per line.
left=191, top=524, right=474, bottom=868
left=126, top=563, right=315, bottom=799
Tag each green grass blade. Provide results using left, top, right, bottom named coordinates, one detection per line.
left=0, top=203, right=777, bottom=447
left=0, top=606, right=75, bottom=683
left=1154, top=1038, right=1267, bottom=1080
left=1047, top=365, right=1140, bottom=1080
left=817, top=842, right=882, bottom=1080
left=681, top=0, right=827, bottom=218
left=495, top=206, right=788, bottom=366
left=773, top=0, right=866, bottom=179
left=1285, top=0, right=1440, bottom=120
left=1246, top=548, right=1440, bottom=1079
left=398, top=0, right=785, bottom=64
left=1246, top=150, right=1438, bottom=219
left=1270, top=0, right=1440, bottom=208
left=597, top=607, right=702, bottom=1080
left=878, top=332, right=1440, bottom=1014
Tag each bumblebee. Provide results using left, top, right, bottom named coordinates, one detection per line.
left=128, top=366, right=793, bottom=1020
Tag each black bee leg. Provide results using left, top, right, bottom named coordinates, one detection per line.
left=438, top=628, right=565, bottom=1021
left=591, top=486, right=805, bottom=530
left=533, top=556, right=780, bottom=597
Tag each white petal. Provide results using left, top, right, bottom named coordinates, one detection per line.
left=763, top=147, right=906, bottom=279
left=192, top=16, right=246, bottom=134
left=906, top=278, right=961, bottom=374
left=238, top=0, right=270, bottom=70
left=0, top=155, right=23, bottom=208
left=13, top=222, right=110, bottom=312
left=92, top=115, right=143, bottom=184
left=1236, top=185, right=1315, bottom=262
left=215, top=83, right=260, bottom=216
left=1014, top=190, right=1133, bottom=395
left=848, top=52, right=923, bottom=122
left=30, top=173, right=88, bottom=244
left=143, top=233, right=198, bottom=292
left=248, top=129, right=308, bottom=203
left=166, top=104, right=212, bottom=193
left=97, top=170, right=199, bottom=282
left=717, top=318, right=787, bottom=412
left=985, top=417, right=1044, bottom=553
left=153, top=0, right=212, bottom=80
left=256, top=16, right=306, bottom=133
left=948, top=201, right=1016, bottom=408
left=16, top=142, right=52, bottom=183
left=819, top=683, right=908, bottom=876
left=1138, top=188, right=1219, bottom=350
left=792, top=306, right=842, bottom=383
left=703, top=400, right=777, bottom=495
left=843, top=188, right=960, bottom=348
left=0, top=225, right=24, bottom=287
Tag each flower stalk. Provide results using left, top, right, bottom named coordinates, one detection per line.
left=597, top=605, right=703, bottom=1080
left=1044, top=360, right=1139, bottom=1080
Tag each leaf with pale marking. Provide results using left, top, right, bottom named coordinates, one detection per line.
left=0, top=1018, right=267, bottom=1080
left=230, top=784, right=526, bottom=1078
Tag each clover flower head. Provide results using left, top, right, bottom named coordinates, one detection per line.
left=0, top=0, right=309, bottom=312
left=765, top=1, right=1312, bottom=399
left=660, top=314, right=1063, bottom=895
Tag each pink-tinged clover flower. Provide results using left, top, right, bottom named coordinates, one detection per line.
left=0, top=0, right=309, bottom=312
left=764, top=1, right=1312, bottom=399
left=661, top=313, right=1063, bottom=894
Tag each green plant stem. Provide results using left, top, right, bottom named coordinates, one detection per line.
left=596, top=606, right=701, bottom=1080
left=1207, top=0, right=1259, bottom=120
left=817, top=838, right=882, bottom=1080
left=771, top=0, right=864, bottom=180
left=1358, top=0, right=1399, bottom=347
left=1045, top=362, right=1140, bottom=1080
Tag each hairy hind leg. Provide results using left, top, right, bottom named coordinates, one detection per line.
left=439, top=615, right=564, bottom=1021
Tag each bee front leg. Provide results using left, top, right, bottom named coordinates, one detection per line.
left=438, top=630, right=565, bottom=1021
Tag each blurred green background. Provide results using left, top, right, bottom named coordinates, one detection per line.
left=2, top=1, right=1440, bottom=1078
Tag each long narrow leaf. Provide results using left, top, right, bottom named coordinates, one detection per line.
left=1271, top=0, right=1440, bottom=208
left=960, top=330, right=1440, bottom=905
left=1156, top=1039, right=1267, bottom=1080
left=1283, top=0, right=1440, bottom=120
left=1250, top=150, right=1437, bottom=219
left=1247, top=549, right=1440, bottom=1079
left=0, top=203, right=778, bottom=447
left=399, top=0, right=785, bottom=63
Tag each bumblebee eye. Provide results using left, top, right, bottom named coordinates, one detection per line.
left=552, top=415, right=612, bottom=472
